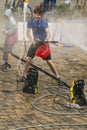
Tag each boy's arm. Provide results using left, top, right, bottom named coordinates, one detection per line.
left=45, top=28, right=51, bottom=41
left=27, top=28, right=35, bottom=45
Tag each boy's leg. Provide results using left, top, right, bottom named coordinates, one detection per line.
left=46, top=59, right=63, bottom=86
left=46, top=59, right=59, bottom=78
left=19, top=44, right=36, bottom=82
left=23, top=56, right=32, bottom=79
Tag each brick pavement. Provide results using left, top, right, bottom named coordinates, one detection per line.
left=0, top=1, right=87, bottom=130
left=0, top=47, right=87, bottom=130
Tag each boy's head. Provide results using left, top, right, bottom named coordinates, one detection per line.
left=4, top=9, right=12, bottom=18
left=34, top=7, right=43, bottom=16
left=33, top=7, right=43, bottom=21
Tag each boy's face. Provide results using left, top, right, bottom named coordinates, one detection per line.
left=34, top=13, right=41, bottom=22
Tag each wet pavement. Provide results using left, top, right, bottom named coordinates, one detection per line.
left=0, top=46, right=87, bottom=130
left=0, top=1, right=87, bottom=129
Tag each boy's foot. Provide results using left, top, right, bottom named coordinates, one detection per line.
left=0, top=63, right=7, bottom=69
left=58, top=78, right=63, bottom=86
left=18, top=76, right=26, bottom=82
left=2, top=64, right=11, bottom=72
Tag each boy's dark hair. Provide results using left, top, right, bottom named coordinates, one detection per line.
left=34, top=7, right=43, bottom=15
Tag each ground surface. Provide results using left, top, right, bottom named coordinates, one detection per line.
left=0, top=0, right=87, bottom=130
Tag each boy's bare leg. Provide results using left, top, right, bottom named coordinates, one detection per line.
left=8, top=53, right=12, bottom=65
left=23, top=57, right=32, bottom=79
left=46, top=60, right=60, bottom=78
left=46, top=60, right=63, bottom=85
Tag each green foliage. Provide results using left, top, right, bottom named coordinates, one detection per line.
left=56, top=3, right=71, bottom=15
left=56, top=4, right=83, bottom=17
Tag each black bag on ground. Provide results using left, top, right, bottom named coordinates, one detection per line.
left=23, top=67, right=38, bottom=94
left=70, top=79, right=87, bottom=106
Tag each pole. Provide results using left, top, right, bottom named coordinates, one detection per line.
left=23, top=0, right=28, bottom=51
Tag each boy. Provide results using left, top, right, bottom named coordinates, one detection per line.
left=20, top=7, right=62, bottom=85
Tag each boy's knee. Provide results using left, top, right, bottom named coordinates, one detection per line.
left=26, top=57, right=32, bottom=63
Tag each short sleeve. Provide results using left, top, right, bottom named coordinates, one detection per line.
left=27, top=18, right=33, bottom=28
left=43, top=20, right=48, bottom=28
